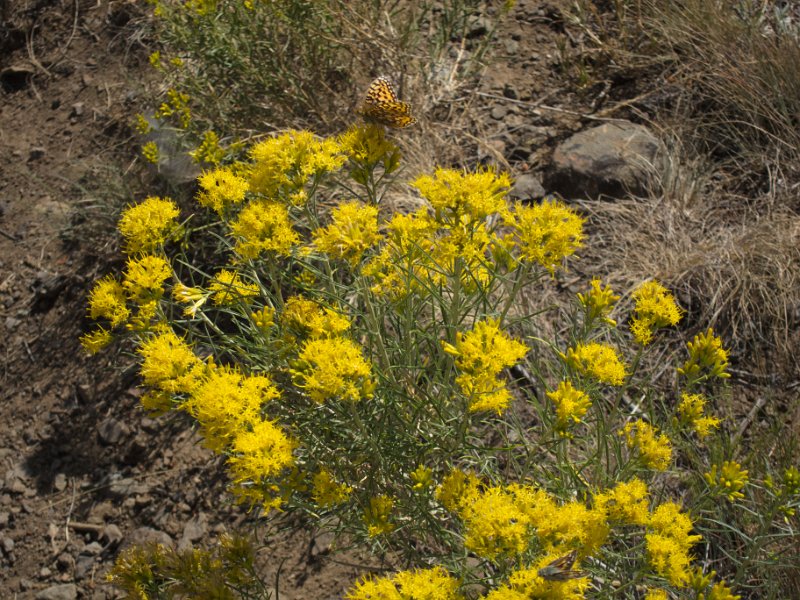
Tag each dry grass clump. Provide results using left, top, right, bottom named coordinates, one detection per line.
left=563, top=1, right=800, bottom=374
left=578, top=149, right=800, bottom=372
left=646, top=0, right=800, bottom=173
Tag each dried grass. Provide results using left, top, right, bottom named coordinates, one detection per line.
left=577, top=146, right=800, bottom=371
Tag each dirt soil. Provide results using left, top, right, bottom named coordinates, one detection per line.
left=0, top=0, right=716, bottom=598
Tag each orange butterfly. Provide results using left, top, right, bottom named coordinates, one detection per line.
left=357, top=76, right=416, bottom=129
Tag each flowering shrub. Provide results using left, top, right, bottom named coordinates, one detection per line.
left=88, top=125, right=798, bottom=598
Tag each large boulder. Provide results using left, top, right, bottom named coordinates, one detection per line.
left=545, top=121, right=662, bottom=199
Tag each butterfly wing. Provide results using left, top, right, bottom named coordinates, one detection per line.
left=358, top=76, right=416, bottom=129
left=538, top=550, right=588, bottom=581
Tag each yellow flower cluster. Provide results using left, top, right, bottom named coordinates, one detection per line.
left=248, top=130, right=344, bottom=203
left=676, top=392, right=721, bottom=439
left=197, top=166, right=249, bottom=214
left=561, top=342, right=627, bottom=386
left=338, top=123, right=401, bottom=181
left=620, top=419, right=673, bottom=471
left=546, top=380, right=592, bottom=437
left=230, top=200, right=299, bottom=259
left=312, top=201, right=381, bottom=265
left=292, top=336, right=374, bottom=403
left=123, top=254, right=172, bottom=304
left=413, top=167, right=511, bottom=222
left=208, top=269, right=259, bottom=306
left=191, top=130, right=225, bottom=165
left=481, top=552, right=590, bottom=600
left=363, top=494, right=395, bottom=537
left=705, top=461, right=749, bottom=502
left=629, top=280, right=683, bottom=345
left=442, top=318, right=529, bottom=414
left=577, top=277, right=619, bottom=327
left=510, top=198, right=585, bottom=273
left=137, top=329, right=206, bottom=396
left=594, top=478, right=650, bottom=526
left=311, top=470, right=352, bottom=507
left=118, top=196, right=180, bottom=254
left=87, top=275, right=130, bottom=328
left=155, top=88, right=191, bottom=128
left=280, top=296, right=351, bottom=339
left=678, top=328, right=730, bottom=383
left=346, top=566, right=463, bottom=600
left=645, top=502, right=702, bottom=587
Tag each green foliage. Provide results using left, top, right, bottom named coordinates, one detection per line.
left=143, top=0, right=512, bottom=138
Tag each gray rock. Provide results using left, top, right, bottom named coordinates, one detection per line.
left=121, top=526, right=173, bottom=552
left=509, top=174, right=546, bottom=201
left=75, top=553, right=95, bottom=580
left=490, top=105, right=508, bottom=120
left=546, top=121, right=662, bottom=198
left=178, top=512, right=207, bottom=551
left=97, top=417, right=129, bottom=445
left=53, top=473, right=67, bottom=492
left=35, top=583, right=78, bottom=600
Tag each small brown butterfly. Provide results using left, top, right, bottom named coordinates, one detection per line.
left=357, top=76, right=416, bottom=129
left=537, top=549, right=588, bottom=581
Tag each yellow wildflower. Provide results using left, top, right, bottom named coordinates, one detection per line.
left=197, top=166, right=249, bottom=214
left=547, top=380, right=592, bottom=436
left=280, top=296, right=350, bottom=339
left=172, top=283, right=207, bottom=318
left=118, top=196, right=180, bottom=254
left=561, top=341, right=626, bottom=386
left=190, top=130, right=225, bottom=165
left=510, top=198, right=585, bottom=272
left=578, top=277, right=619, bottom=327
left=248, top=130, right=344, bottom=201
left=311, top=470, right=352, bottom=507
left=155, top=88, right=190, bottom=128
left=630, top=280, right=683, bottom=345
left=122, top=254, right=172, bottom=304
left=461, top=486, right=532, bottom=560
left=250, top=306, right=275, bottom=332
left=364, top=495, right=395, bottom=537
left=678, top=328, right=730, bottom=382
left=134, top=114, right=151, bottom=134
left=230, top=200, right=299, bottom=259
left=676, top=392, right=721, bottom=439
left=141, top=141, right=159, bottom=164
left=481, top=554, right=590, bottom=600
left=443, top=318, right=528, bottom=414
left=708, top=581, right=741, bottom=600
left=436, top=469, right=482, bottom=513
left=620, top=419, right=673, bottom=471
left=594, top=478, right=650, bottom=526
left=80, top=328, right=113, bottom=354
left=338, top=124, right=401, bottom=180
left=413, top=167, right=511, bottom=223
left=227, top=419, right=295, bottom=485
left=705, top=461, right=748, bottom=502
left=645, top=501, right=702, bottom=588
left=185, top=367, right=280, bottom=452
left=137, top=329, right=205, bottom=395
left=312, top=201, right=381, bottom=265
left=87, top=275, right=130, bottom=327
left=346, top=567, right=463, bottom=600
left=292, top=336, right=374, bottom=403
left=410, top=465, right=434, bottom=491
left=208, top=270, right=259, bottom=306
